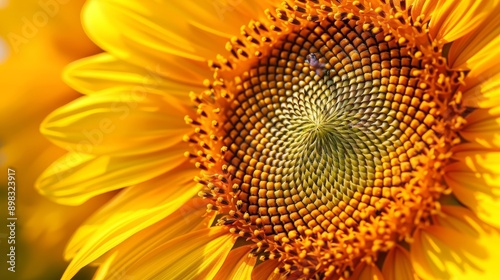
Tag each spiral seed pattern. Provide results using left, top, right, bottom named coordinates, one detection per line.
left=221, top=18, right=431, bottom=236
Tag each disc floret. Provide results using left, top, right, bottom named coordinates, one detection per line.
left=185, top=1, right=467, bottom=278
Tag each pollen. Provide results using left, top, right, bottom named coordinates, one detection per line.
left=185, top=0, right=466, bottom=278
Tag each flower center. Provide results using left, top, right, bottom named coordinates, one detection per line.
left=185, top=2, right=465, bottom=278
left=220, top=18, right=426, bottom=237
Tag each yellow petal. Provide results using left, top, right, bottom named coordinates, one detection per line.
left=169, top=0, right=274, bottom=40
left=63, top=53, right=204, bottom=103
left=448, top=2, right=500, bottom=70
left=123, top=226, right=235, bottom=280
left=252, top=260, right=281, bottom=280
left=350, top=262, right=384, bottom=280
left=92, top=251, right=119, bottom=280
left=63, top=161, right=198, bottom=259
left=83, top=0, right=271, bottom=62
left=382, top=245, right=417, bottom=280
left=411, top=225, right=488, bottom=280
left=36, top=142, right=187, bottom=205
left=437, top=207, right=500, bottom=278
left=411, top=0, right=438, bottom=24
left=79, top=197, right=211, bottom=280
left=448, top=151, right=500, bottom=181
left=463, top=106, right=500, bottom=124
left=81, top=0, right=210, bottom=85
left=457, top=108, right=500, bottom=148
left=419, top=206, right=500, bottom=279
left=445, top=173, right=500, bottom=229
left=41, top=87, right=190, bottom=156
left=429, top=0, right=496, bottom=43
left=445, top=151, right=500, bottom=228
left=85, top=0, right=209, bottom=60
left=437, top=206, right=494, bottom=237
left=0, top=1, right=106, bottom=278
left=461, top=73, right=500, bottom=109
left=214, top=245, right=257, bottom=280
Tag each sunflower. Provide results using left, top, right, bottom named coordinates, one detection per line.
left=37, top=0, right=500, bottom=279
left=0, top=0, right=111, bottom=279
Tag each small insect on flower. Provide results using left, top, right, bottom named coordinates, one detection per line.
left=305, top=53, right=326, bottom=76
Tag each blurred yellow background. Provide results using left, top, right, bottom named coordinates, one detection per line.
left=0, top=1, right=111, bottom=279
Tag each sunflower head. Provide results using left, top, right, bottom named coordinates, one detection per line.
left=37, top=0, right=500, bottom=279
left=185, top=0, right=469, bottom=277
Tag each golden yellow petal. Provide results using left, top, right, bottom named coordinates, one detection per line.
left=169, top=0, right=275, bottom=39
left=84, top=0, right=273, bottom=63
left=350, top=262, right=384, bottom=280
left=82, top=0, right=273, bottom=61
left=63, top=161, right=198, bottom=260
left=410, top=0, right=438, bottom=24
left=87, top=0, right=212, bottom=61
left=448, top=2, right=500, bottom=69
left=214, top=245, right=257, bottom=280
left=63, top=53, right=203, bottom=104
left=36, top=142, right=188, bottom=205
left=438, top=206, right=491, bottom=237
left=40, top=87, right=190, bottom=156
left=252, top=260, right=281, bottom=280
left=382, top=245, right=417, bottom=280
left=411, top=225, right=487, bottom=280
left=456, top=107, right=500, bottom=148
left=445, top=153, right=500, bottom=229
left=429, top=0, right=496, bottom=43
left=0, top=1, right=107, bottom=278
left=459, top=126, right=500, bottom=150
left=450, top=151, right=500, bottom=176
left=431, top=207, right=500, bottom=279
left=463, top=106, right=500, bottom=124
left=121, top=227, right=235, bottom=280
left=81, top=0, right=213, bottom=84
left=83, top=197, right=211, bottom=280
left=92, top=253, right=117, bottom=279
left=446, top=176, right=500, bottom=228
left=461, top=73, right=500, bottom=109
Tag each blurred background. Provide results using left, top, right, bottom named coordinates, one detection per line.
left=0, top=1, right=111, bottom=279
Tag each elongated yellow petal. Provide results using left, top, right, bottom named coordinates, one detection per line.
left=214, top=245, right=256, bottom=280
left=83, top=198, right=211, bottom=280
left=92, top=251, right=119, bottom=280
left=64, top=161, right=198, bottom=259
left=448, top=2, right=500, bottom=70
left=81, top=0, right=211, bottom=85
left=168, top=0, right=275, bottom=39
left=445, top=173, right=500, bottom=229
left=437, top=207, right=500, bottom=279
left=445, top=151, right=500, bottom=228
left=457, top=107, right=500, bottom=148
left=429, top=0, right=496, bottom=43
left=350, top=262, right=384, bottom=280
left=252, top=260, right=281, bottom=280
left=461, top=73, right=500, bottom=109
left=459, top=126, right=500, bottom=150
left=36, top=142, right=187, bottom=205
left=411, top=225, right=487, bottom=280
left=382, top=245, right=416, bottom=280
left=413, top=207, right=500, bottom=279
left=463, top=106, right=500, bottom=125
left=63, top=53, right=203, bottom=104
left=410, top=0, right=438, bottom=23
left=85, top=0, right=214, bottom=61
left=83, top=0, right=273, bottom=61
left=123, top=226, right=235, bottom=280
left=437, top=206, right=493, bottom=237
left=41, top=87, right=190, bottom=156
